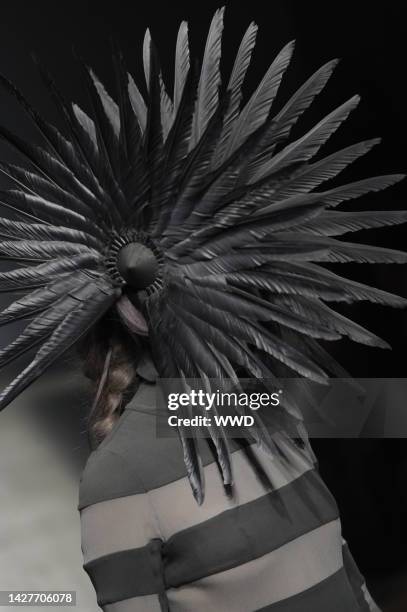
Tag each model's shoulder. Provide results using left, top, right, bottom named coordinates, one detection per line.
left=78, top=408, right=187, bottom=509
left=78, top=446, right=143, bottom=510
left=78, top=411, right=146, bottom=509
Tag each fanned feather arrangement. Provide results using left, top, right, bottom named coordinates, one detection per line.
left=0, top=6, right=406, bottom=503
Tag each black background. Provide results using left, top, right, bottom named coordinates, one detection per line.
left=0, top=1, right=406, bottom=609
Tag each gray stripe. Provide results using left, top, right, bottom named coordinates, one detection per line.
left=163, top=469, right=339, bottom=587
left=255, top=567, right=360, bottom=612
left=166, top=520, right=343, bottom=612
left=80, top=493, right=161, bottom=563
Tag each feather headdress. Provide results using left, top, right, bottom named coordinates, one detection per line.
left=0, top=6, right=406, bottom=502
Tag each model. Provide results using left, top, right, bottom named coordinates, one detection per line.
left=0, top=6, right=404, bottom=610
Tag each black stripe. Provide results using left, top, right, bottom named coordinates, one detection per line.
left=162, top=469, right=339, bottom=587
left=255, top=568, right=361, bottom=611
left=83, top=539, right=166, bottom=606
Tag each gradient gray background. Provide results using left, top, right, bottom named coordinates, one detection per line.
left=0, top=360, right=98, bottom=611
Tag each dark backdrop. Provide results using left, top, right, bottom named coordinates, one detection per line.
left=0, top=1, right=406, bottom=610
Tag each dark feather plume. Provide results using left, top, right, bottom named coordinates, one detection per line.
left=0, top=7, right=405, bottom=504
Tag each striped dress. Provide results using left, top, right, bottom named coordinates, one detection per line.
left=78, top=381, right=380, bottom=611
